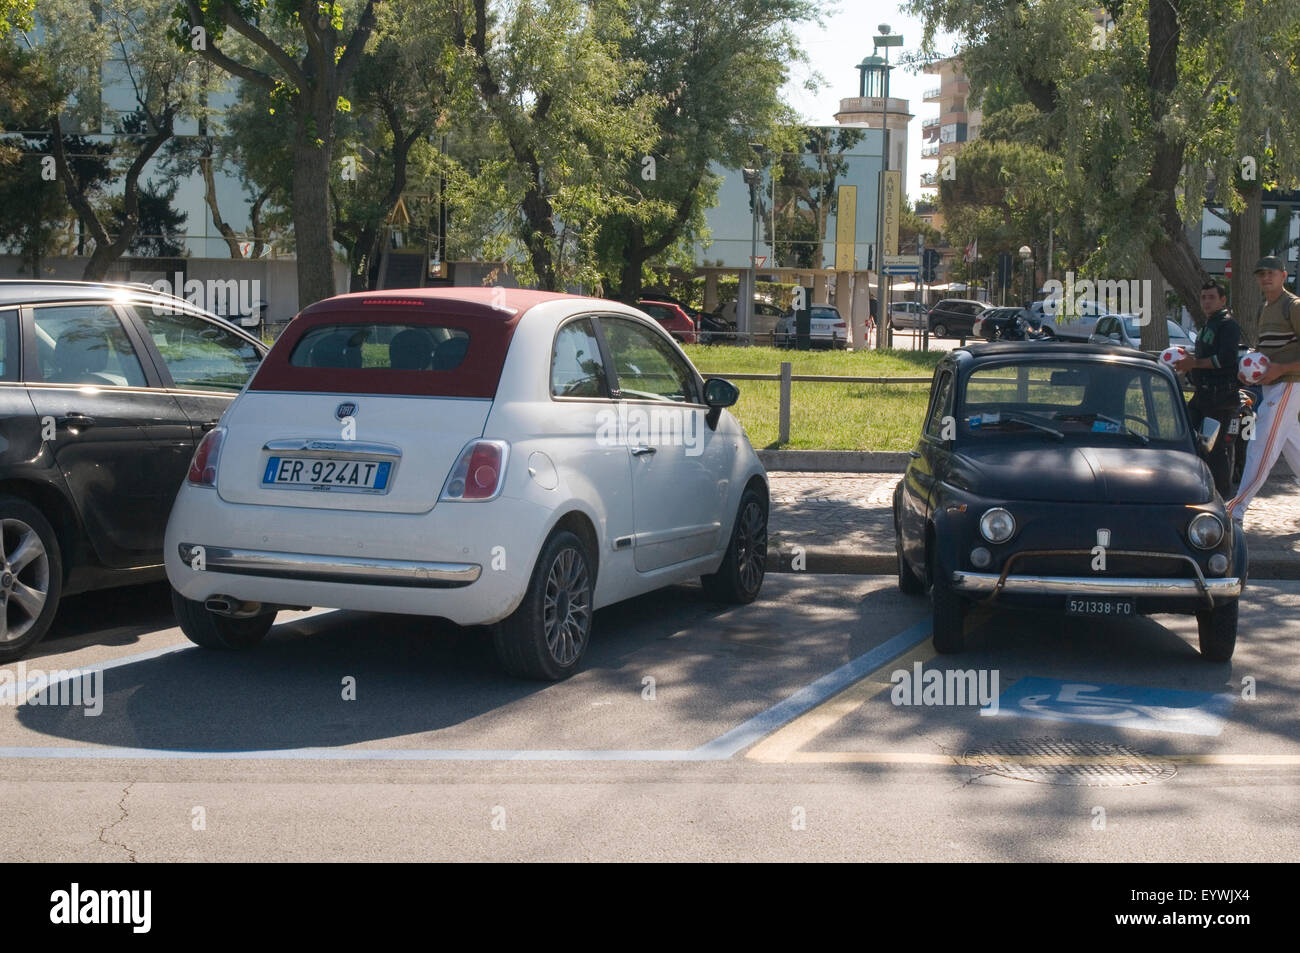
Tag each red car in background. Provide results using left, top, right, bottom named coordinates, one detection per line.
left=637, top=300, right=698, bottom=344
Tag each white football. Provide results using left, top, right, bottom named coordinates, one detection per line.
left=1239, top=351, right=1271, bottom=384
left=1160, top=345, right=1188, bottom=366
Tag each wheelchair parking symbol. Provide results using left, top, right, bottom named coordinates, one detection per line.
left=987, top=678, right=1235, bottom=736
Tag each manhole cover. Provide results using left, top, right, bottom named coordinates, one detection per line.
left=963, top=738, right=1178, bottom=786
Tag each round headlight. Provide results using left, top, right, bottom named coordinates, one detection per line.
left=1208, top=553, right=1228, bottom=575
left=979, top=507, right=1016, bottom=544
left=1188, top=513, right=1224, bottom=550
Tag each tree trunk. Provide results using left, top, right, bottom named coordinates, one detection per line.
left=201, top=147, right=244, bottom=258
left=1233, top=183, right=1263, bottom=343
left=290, top=104, right=338, bottom=308
left=620, top=224, right=645, bottom=303
left=1138, top=252, right=1169, bottom=350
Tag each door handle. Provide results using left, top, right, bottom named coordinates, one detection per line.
left=200, top=420, right=218, bottom=432
left=57, top=413, right=96, bottom=430
left=630, top=446, right=657, bottom=456
left=908, top=450, right=921, bottom=458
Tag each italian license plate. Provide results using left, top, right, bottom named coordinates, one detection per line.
left=263, top=456, right=391, bottom=491
left=1066, top=597, right=1135, bottom=617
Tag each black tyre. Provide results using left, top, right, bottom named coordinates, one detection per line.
left=896, top=535, right=925, bottom=596
left=930, top=553, right=967, bottom=652
left=932, top=322, right=948, bottom=339
left=702, top=487, right=768, bottom=604
left=494, top=530, right=594, bottom=681
left=171, top=589, right=275, bottom=650
left=0, top=496, right=63, bottom=663
left=1196, top=600, right=1237, bottom=661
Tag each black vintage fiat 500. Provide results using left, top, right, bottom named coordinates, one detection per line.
left=893, top=342, right=1245, bottom=660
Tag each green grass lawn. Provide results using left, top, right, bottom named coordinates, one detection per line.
left=682, top=345, right=945, bottom=451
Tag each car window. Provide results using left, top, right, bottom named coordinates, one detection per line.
left=32, top=304, right=147, bottom=387
left=0, top=309, right=16, bottom=381
left=925, top=371, right=954, bottom=438
left=1095, top=316, right=1115, bottom=336
left=962, top=361, right=1187, bottom=441
left=551, top=318, right=609, bottom=399
left=288, top=324, right=467, bottom=371
left=132, top=307, right=262, bottom=392
left=601, top=318, right=698, bottom=403
left=640, top=303, right=670, bottom=321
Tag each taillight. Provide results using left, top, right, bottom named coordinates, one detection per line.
left=834, top=321, right=847, bottom=329
left=441, top=440, right=509, bottom=501
left=188, top=427, right=225, bottom=486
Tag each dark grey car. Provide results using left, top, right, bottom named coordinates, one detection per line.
left=0, top=280, right=266, bottom=660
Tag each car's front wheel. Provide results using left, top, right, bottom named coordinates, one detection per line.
left=494, top=529, right=594, bottom=681
left=0, top=497, right=63, bottom=663
left=1196, top=600, right=1237, bottom=661
left=702, top=487, right=768, bottom=604
left=931, top=322, right=948, bottom=339
left=171, top=590, right=276, bottom=650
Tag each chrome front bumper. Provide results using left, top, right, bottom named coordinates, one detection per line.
left=177, top=544, right=481, bottom=588
left=952, top=571, right=1241, bottom=598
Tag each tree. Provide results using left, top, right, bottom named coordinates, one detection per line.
left=592, top=0, right=815, bottom=302
left=453, top=0, right=659, bottom=290
left=179, top=0, right=381, bottom=306
left=26, top=0, right=217, bottom=279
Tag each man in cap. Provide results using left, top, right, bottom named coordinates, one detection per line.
left=1174, top=280, right=1240, bottom=496
left=1226, top=256, right=1300, bottom=523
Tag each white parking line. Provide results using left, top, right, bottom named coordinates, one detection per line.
left=0, top=620, right=934, bottom=762
left=0, top=643, right=195, bottom=703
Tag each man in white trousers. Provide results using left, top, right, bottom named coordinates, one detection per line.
left=1227, top=256, right=1300, bottom=524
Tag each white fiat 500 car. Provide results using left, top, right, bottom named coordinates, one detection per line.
left=165, top=288, right=768, bottom=680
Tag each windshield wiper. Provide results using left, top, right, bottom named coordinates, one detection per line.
left=999, top=411, right=1065, bottom=440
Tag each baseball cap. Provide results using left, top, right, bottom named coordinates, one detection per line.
left=1254, top=255, right=1286, bottom=273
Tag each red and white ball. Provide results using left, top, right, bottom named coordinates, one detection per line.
left=1239, top=351, right=1271, bottom=384
left=1160, top=345, right=1188, bottom=366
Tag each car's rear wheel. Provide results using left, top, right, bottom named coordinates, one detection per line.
left=702, top=487, right=768, bottom=604
left=929, top=553, right=967, bottom=652
left=0, top=497, right=63, bottom=663
left=171, top=589, right=276, bottom=650
left=494, top=530, right=594, bottom=681
left=1196, top=600, right=1237, bottom=661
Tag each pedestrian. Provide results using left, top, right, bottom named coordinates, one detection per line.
left=1226, top=256, right=1300, bottom=524
left=867, top=296, right=877, bottom=347
left=1173, top=280, right=1240, bottom=497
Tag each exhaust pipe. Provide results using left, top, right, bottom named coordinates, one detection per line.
left=204, top=596, right=267, bottom=618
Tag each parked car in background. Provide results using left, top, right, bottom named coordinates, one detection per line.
left=1089, top=314, right=1194, bottom=351
left=888, top=301, right=928, bottom=330
left=973, top=307, right=1057, bottom=341
left=0, top=280, right=267, bottom=661
left=927, top=299, right=990, bottom=339
left=774, top=305, right=848, bottom=349
left=894, top=342, right=1243, bottom=660
left=636, top=299, right=698, bottom=344
left=165, top=288, right=769, bottom=681
left=719, top=299, right=787, bottom=340
left=698, top=311, right=737, bottom=345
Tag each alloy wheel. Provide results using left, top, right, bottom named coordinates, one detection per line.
left=543, top=547, right=591, bottom=666
left=735, top=500, right=768, bottom=593
left=0, top=518, right=50, bottom=643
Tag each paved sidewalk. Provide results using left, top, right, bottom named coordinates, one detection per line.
left=767, top=469, right=1300, bottom=578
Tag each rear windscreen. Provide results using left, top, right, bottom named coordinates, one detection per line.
left=289, top=324, right=469, bottom=371
left=251, top=306, right=515, bottom=398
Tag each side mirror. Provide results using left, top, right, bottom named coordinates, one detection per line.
left=1199, top=417, right=1220, bottom=453
left=703, top=377, right=739, bottom=430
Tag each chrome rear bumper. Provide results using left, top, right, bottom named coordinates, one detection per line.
left=178, top=544, right=481, bottom=588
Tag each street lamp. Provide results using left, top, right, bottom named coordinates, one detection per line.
left=1018, top=244, right=1033, bottom=307
left=741, top=143, right=766, bottom=342
left=864, top=25, right=902, bottom=350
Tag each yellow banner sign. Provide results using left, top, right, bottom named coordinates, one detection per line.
left=835, top=185, right=857, bottom=272
left=882, top=170, right=901, bottom=257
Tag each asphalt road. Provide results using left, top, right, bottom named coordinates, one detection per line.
left=2, top=575, right=1298, bottom=862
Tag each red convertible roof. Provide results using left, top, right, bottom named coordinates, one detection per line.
left=251, top=288, right=587, bottom=398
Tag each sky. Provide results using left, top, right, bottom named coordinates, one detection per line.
left=782, top=2, right=956, bottom=203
